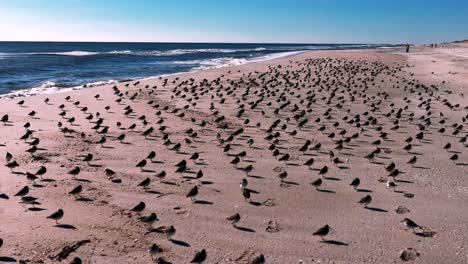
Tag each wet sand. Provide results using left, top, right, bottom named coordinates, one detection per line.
left=1, top=46, right=468, bottom=263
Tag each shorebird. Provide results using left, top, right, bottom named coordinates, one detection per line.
left=68, top=167, right=81, bottom=178
left=70, top=257, right=82, bottom=264
left=14, top=186, right=29, bottom=197
left=130, top=201, right=146, bottom=214
left=313, top=224, right=330, bottom=240
left=165, top=225, right=176, bottom=240
left=251, top=254, right=266, bottom=264
left=318, top=165, right=328, bottom=178
left=148, top=243, right=163, bottom=260
left=358, top=195, right=372, bottom=208
left=140, top=213, right=158, bottom=225
left=146, top=151, right=156, bottom=161
left=186, top=186, right=199, bottom=202
left=240, top=178, right=248, bottom=189
left=156, top=170, right=166, bottom=181
left=241, top=165, right=254, bottom=176
left=401, top=218, right=421, bottom=232
left=5, top=160, right=19, bottom=171
left=311, top=178, right=322, bottom=190
left=386, top=180, right=397, bottom=191
left=242, top=188, right=251, bottom=202
left=226, top=213, right=241, bottom=227
left=277, top=171, right=288, bottom=183
left=47, top=209, right=64, bottom=224
left=5, top=152, right=13, bottom=162
left=350, top=178, right=360, bottom=190
left=304, top=158, right=314, bottom=169
left=230, top=156, right=240, bottom=167
left=136, top=159, right=147, bottom=171
left=138, top=178, right=151, bottom=189
left=407, top=156, right=417, bottom=166
left=190, top=249, right=207, bottom=263
left=69, top=185, right=83, bottom=197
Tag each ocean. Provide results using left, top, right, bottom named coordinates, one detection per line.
left=0, top=42, right=394, bottom=97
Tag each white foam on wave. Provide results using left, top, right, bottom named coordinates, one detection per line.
left=1, top=50, right=304, bottom=99
left=3, top=47, right=270, bottom=58
left=0, top=79, right=117, bottom=99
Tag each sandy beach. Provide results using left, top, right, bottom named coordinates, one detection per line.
left=1, top=44, right=468, bottom=264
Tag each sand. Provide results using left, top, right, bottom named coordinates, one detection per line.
left=1, top=45, right=468, bottom=263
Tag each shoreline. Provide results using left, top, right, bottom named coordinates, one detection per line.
left=0, top=46, right=399, bottom=100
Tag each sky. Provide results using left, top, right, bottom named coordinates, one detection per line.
left=0, top=0, right=467, bottom=44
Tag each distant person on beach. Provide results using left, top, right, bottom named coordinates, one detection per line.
left=405, top=44, right=410, bottom=53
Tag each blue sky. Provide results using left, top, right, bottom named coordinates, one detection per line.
left=0, top=0, right=467, bottom=44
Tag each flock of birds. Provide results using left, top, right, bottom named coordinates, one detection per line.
left=0, top=54, right=466, bottom=263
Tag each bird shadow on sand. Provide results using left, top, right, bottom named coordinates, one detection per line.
left=247, top=175, right=264, bottom=179
left=234, top=226, right=256, bottom=233
left=319, top=240, right=349, bottom=246
left=324, top=177, right=341, bottom=181
left=364, top=206, right=388, bottom=213
left=396, top=179, right=414, bottom=184
left=455, top=162, right=468, bottom=166
left=75, top=197, right=94, bottom=202
left=28, top=207, right=46, bottom=211
left=281, top=180, right=300, bottom=186
left=193, top=200, right=213, bottom=205
left=170, top=239, right=190, bottom=247
left=74, top=178, right=91, bottom=183
left=146, top=190, right=163, bottom=195
left=357, top=189, right=373, bottom=193
left=248, top=201, right=262, bottom=207
left=54, top=224, right=77, bottom=229
left=0, top=256, right=17, bottom=262
left=317, top=189, right=335, bottom=194
left=412, top=166, right=430, bottom=170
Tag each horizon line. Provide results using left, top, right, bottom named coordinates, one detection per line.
left=0, top=40, right=402, bottom=45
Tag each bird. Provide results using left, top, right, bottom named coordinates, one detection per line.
left=35, top=165, right=47, bottom=177
left=190, top=249, right=207, bottom=263
left=407, top=156, right=417, bottom=166
left=5, top=160, right=19, bottom=171
left=350, top=178, right=360, bottom=190
left=14, top=186, right=29, bottom=197
left=5, top=152, right=13, bottom=162
left=311, top=178, right=322, bottom=190
left=313, top=224, right=330, bottom=241
left=69, top=185, right=83, bottom=196
left=304, top=157, right=314, bottom=168
left=138, top=178, right=151, bottom=189
left=186, top=186, right=199, bottom=201
left=318, top=165, right=328, bottom=178
left=401, top=218, right=421, bottom=232
left=241, top=164, right=254, bottom=176
left=136, top=159, right=147, bottom=171
left=164, top=225, right=176, bottom=240
left=240, top=178, right=248, bottom=189
left=68, top=167, right=81, bottom=178
left=226, top=213, right=241, bottom=227
left=146, top=151, right=156, bottom=161
left=139, top=213, right=158, bottom=225
left=155, top=257, right=172, bottom=264
left=47, top=209, right=64, bottom=224
left=130, top=201, right=146, bottom=214
left=358, top=195, right=372, bottom=208
left=251, top=254, right=266, bottom=264
left=386, top=180, right=397, bottom=191
left=230, top=156, right=240, bottom=167
left=148, top=243, right=163, bottom=259
left=69, top=257, right=82, bottom=264
left=277, top=171, right=288, bottom=183
left=242, top=188, right=251, bottom=202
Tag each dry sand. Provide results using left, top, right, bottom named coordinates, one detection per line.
left=1, top=46, right=468, bottom=263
